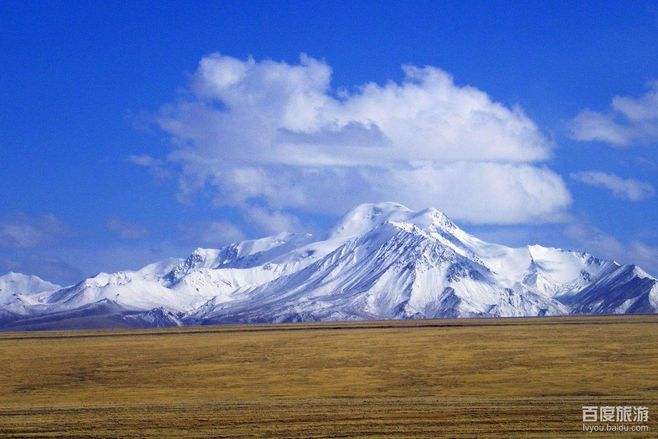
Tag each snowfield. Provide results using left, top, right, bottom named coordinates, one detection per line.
left=1, top=202, right=656, bottom=329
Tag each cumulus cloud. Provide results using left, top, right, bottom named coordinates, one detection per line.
left=0, top=214, right=67, bottom=248
left=570, top=81, right=658, bottom=146
left=375, top=163, right=571, bottom=224
left=565, top=222, right=658, bottom=275
left=571, top=171, right=655, bottom=201
left=144, top=53, right=571, bottom=224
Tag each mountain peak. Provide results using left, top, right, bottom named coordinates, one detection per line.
left=626, top=265, right=653, bottom=280
left=0, top=271, right=58, bottom=286
left=1, top=271, right=33, bottom=280
left=407, top=207, right=456, bottom=231
left=329, top=202, right=456, bottom=240
left=329, top=202, right=412, bottom=239
left=0, top=272, right=61, bottom=305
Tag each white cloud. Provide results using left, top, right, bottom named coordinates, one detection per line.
left=0, top=214, right=67, bottom=248
left=127, top=154, right=170, bottom=181
left=186, top=220, right=245, bottom=247
left=146, top=53, right=571, bottom=224
left=571, top=171, right=655, bottom=201
left=570, top=81, right=658, bottom=146
left=242, top=205, right=303, bottom=235
left=565, top=222, right=658, bottom=275
left=376, top=163, right=571, bottom=224
left=106, top=218, right=149, bottom=239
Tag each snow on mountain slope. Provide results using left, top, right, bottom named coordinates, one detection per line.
left=122, top=307, right=184, bottom=328
left=1, top=202, right=656, bottom=329
left=2, top=232, right=340, bottom=319
left=522, top=246, right=612, bottom=298
left=0, top=272, right=60, bottom=303
left=328, top=202, right=414, bottom=239
left=162, top=233, right=311, bottom=281
left=0, top=272, right=61, bottom=316
left=560, top=264, right=658, bottom=314
left=40, top=258, right=198, bottom=312
left=191, top=207, right=569, bottom=323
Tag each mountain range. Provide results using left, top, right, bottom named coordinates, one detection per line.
left=1, top=202, right=656, bottom=330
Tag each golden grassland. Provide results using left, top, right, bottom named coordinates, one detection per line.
left=1, top=315, right=657, bottom=437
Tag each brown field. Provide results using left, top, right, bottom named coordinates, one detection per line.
left=1, top=315, right=657, bottom=438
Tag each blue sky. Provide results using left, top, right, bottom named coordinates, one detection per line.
left=1, top=1, right=657, bottom=284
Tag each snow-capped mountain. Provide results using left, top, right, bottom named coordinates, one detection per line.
left=0, top=272, right=61, bottom=321
left=1, top=202, right=656, bottom=330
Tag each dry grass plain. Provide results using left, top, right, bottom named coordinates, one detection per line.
left=1, top=315, right=657, bottom=437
